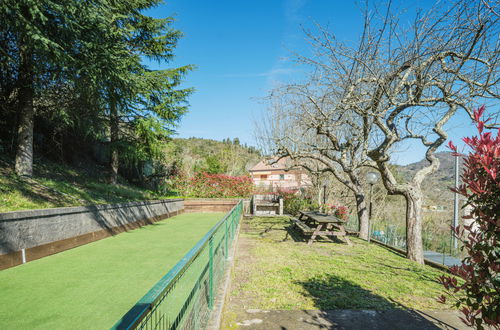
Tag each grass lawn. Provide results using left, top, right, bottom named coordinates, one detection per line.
left=222, top=216, right=454, bottom=328
left=0, top=212, right=225, bottom=330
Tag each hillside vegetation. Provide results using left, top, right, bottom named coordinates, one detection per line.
left=163, top=137, right=260, bottom=177
left=397, top=152, right=458, bottom=203
left=0, top=156, right=168, bottom=213
left=1, top=1, right=192, bottom=186
left=0, top=137, right=260, bottom=213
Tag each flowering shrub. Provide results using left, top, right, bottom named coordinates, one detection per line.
left=438, top=106, right=499, bottom=329
left=276, top=188, right=299, bottom=199
left=274, top=188, right=318, bottom=215
left=324, top=203, right=335, bottom=214
left=324, top=204, right=349, bottom=220
left=172, top=172, right=254, bottom=198
left=335, top=205, right=349, bottom=220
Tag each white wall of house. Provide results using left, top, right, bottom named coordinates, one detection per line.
left=250, top=171, right=310, bottom=189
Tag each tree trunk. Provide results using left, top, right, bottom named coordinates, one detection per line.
left=355, top=193, right=370, bottom=240
left=109, top=96, right=119, bottom=184
left=405, top=190, right=424, bottom=264
left=346, top=171, right=369, bottom=241
left=14, top=41, right=34, bottom=177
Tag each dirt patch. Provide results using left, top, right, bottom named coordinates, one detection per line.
left=223, top=227, right=259, bottom=316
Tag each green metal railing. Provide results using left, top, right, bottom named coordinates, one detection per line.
left=345, top=215, right=463, bottom=267
left=111, top=201, right=243, bottom=330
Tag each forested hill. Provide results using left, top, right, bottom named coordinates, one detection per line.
left=398, top=152, right=459, bottom=202
left=163, top=137, right=261, bottom=177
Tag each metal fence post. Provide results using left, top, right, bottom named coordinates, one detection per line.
left=229, top=212, right=233, bottom=239
left=209, top=237, right=214, bottom=309
left=225, top=218, right=229, bottom=260
left=231, top=211, right=235, bottom=236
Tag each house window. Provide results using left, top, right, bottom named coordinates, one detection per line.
left=260, top=175, right=268, bottom=180
left=279, top=174, right=285, bottom=180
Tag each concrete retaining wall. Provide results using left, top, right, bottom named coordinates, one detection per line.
left=0, top=199, right=183, bottom=270
left=184, top=199, right=244, bottom=213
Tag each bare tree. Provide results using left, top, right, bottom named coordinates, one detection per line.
left=259, top=0, right=499, bottom=263
left=362, top=1, right=498, bottom=263
left=258, top=80, right=374, bottom=240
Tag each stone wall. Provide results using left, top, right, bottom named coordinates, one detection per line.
left=0, top=199, right=183, bottom=270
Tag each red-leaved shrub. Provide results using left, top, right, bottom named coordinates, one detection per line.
left=173, top=172, right=254, bottom=198
left=438, top=106, right=499, bottom=329
left=274, top=188, right=319, bottom=215
left=324, top=204, right=349, bottom=220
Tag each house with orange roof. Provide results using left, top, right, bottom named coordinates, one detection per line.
left=248, top=157, right=311, bottom=190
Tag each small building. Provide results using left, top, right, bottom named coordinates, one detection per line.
left=249, top=157, right=310, bottom=191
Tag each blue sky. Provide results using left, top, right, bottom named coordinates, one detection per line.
left=145, top=1, right=496, bottom=165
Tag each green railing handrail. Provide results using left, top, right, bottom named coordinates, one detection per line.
left=111, top=200, right=242, bottom=330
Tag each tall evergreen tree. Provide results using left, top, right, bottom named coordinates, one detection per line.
left=0, top=0, right=192, bottom=181
left=1, top=0, right=80, bottom=175
left=99, top=1, right=193, bottom=183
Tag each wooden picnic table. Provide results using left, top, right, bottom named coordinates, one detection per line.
left=293, top=211, right=352, bottom=246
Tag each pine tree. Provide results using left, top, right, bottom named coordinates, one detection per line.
left=1, top=0, right=83, bottom=175
left=0, top=0, right=193, bottom=181
left=100, top=1, right=193, bottom=183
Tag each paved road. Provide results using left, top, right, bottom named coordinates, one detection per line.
left=424, top=251, right=461, bottom=267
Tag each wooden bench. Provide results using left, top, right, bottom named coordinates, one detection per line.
left=290, top=218, right=314, bottom=234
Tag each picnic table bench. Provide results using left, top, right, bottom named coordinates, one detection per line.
left=291, top=211, right=352, bottom=246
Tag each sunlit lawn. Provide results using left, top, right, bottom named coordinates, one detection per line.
left=223, top=216, right=453, bottom=327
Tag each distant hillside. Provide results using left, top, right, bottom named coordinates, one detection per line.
left=398, top=152, right=460, bottom=203
left=163, top=137, right=260, bottom=177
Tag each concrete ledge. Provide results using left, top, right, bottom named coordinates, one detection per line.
left=0, top=209, right=183, bottom=271
left=368, top=238, right=451, bottom=272
left=184, top=199, right=240, bottom=213
left=232, top=309, right=469, bottom=329
left=0, top=199, right=183, bottom=222
left=207, top=218, right=242, bottom=330
left=0, top=199, right=184, bottom=270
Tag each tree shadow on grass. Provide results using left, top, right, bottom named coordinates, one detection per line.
left=294, top=274, right=453, bottom=329
left=0, top=173, right=77, bottom=208
left=242, top=218, right=290, bottom=240
left=296, top=273, right=394, bottom=310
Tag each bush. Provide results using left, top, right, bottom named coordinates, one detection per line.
left=172, top=172, right=254, bottom=198
left=439, top=106, right=499, bottom=329
left=324, top=204, right=349, bottom=220
left=276, top=188, right=319, bottom=215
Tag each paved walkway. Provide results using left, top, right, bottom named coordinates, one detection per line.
left=233, top=309, right=471, bottom=329
left=424, top=251, right=461, bottom=267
